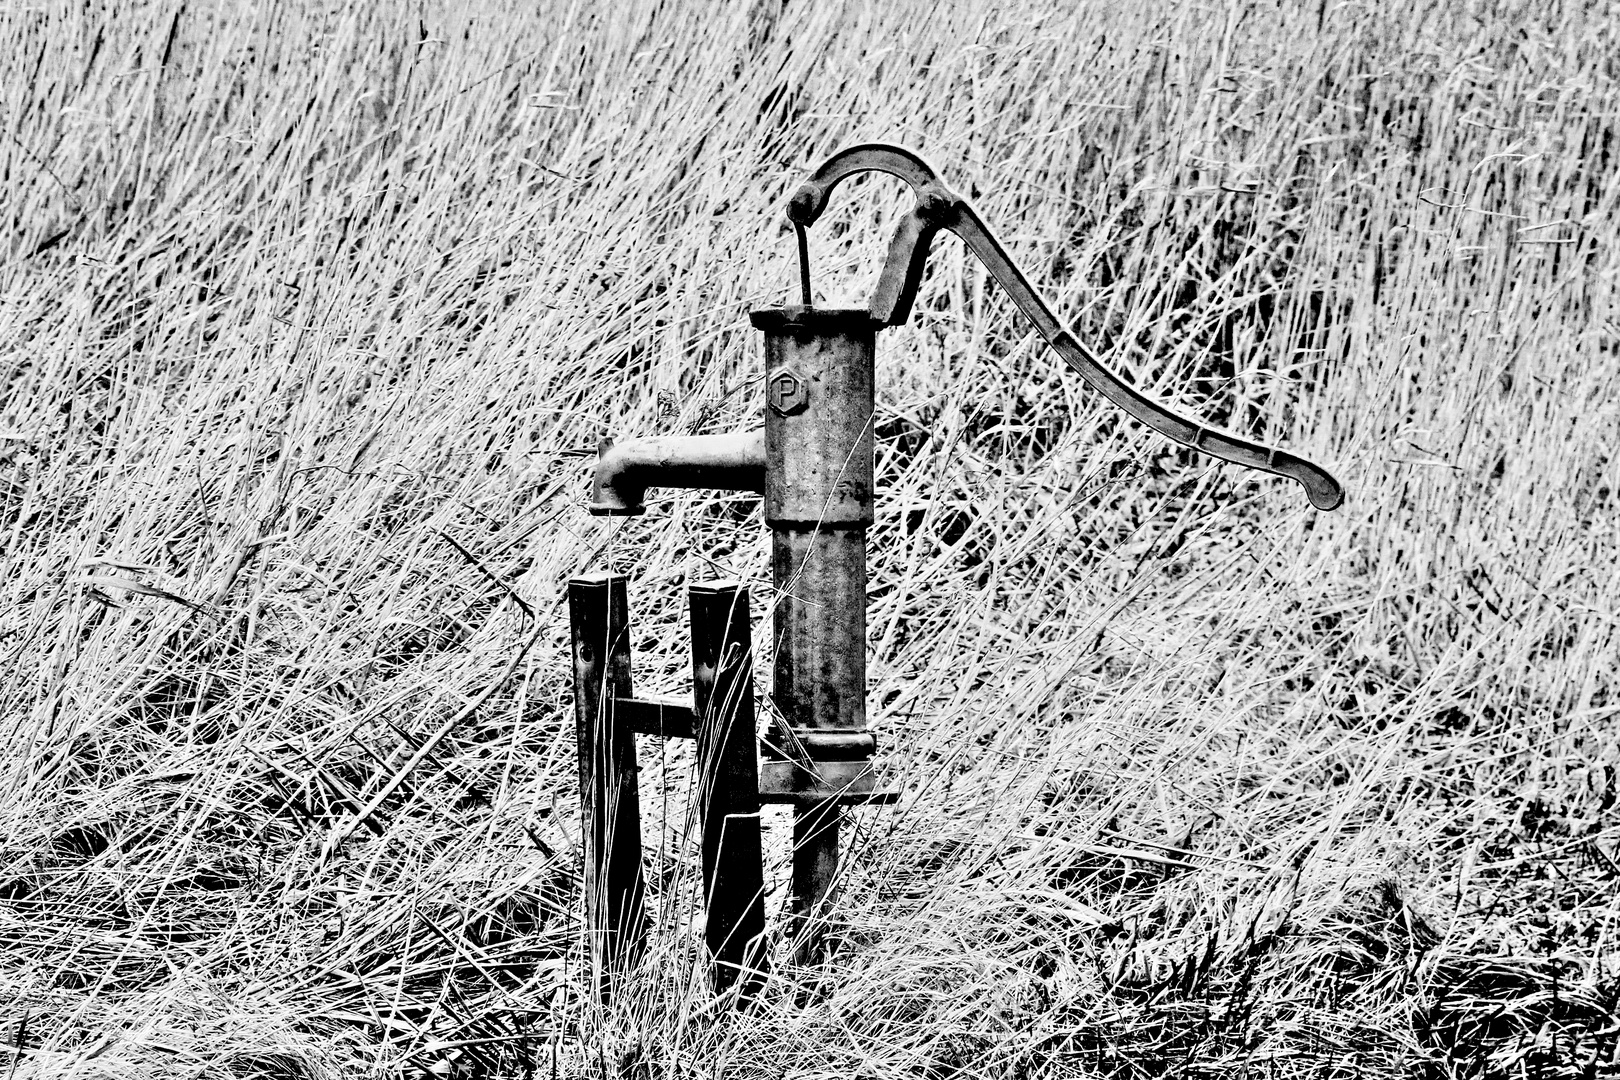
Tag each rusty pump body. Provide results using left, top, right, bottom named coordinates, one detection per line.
left=570, top=144, right=1344, bottom=999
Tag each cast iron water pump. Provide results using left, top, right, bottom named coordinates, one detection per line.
left=569, top=144, right=1343, bottom=999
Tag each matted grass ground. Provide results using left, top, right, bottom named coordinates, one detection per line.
left=3, top=0, right=1618, bottom=1076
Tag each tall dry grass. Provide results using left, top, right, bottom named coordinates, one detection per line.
left=2, top=0, right=1617, bottom=1076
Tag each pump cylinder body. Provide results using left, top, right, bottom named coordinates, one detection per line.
left=758, top=307, right=876, bottom=532
left=769, top=529, right=866, bottom=733
left=751, top=306, right=877, bottom=951
left=753, top=306, right=876, bottom=761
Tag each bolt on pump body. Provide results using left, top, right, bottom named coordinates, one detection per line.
left=570, top=144, right=1344, bottom=1003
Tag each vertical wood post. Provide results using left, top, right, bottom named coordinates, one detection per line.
left=689, top=581, right=768, bottom=997
left=569, top=573, right=647, bottom=999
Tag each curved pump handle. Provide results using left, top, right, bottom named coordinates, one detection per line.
left=786, top=143, right=1345, bottom=512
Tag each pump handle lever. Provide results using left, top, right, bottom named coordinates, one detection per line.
left=787, top=143, right=1344, bottom=512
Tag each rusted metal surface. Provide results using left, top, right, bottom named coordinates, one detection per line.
left=689, top=582, right=768, bottom=997
left=568, top=573, right=648, bottom=1000
left=589, top=430, right=765, bottom=516
left=753, top=306, right=877, bottom=529
left=766, top=528, right=868, bottom=733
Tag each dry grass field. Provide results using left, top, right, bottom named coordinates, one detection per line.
left=3, top=0, right=1618, bottom=1076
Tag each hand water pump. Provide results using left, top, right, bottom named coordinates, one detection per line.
left=569, top=144, right=1343, bottom=999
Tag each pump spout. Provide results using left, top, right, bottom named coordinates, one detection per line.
left=588, top=430, right=766, bottom=515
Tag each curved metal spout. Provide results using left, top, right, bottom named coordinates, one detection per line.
left=589, top=430, right=766, bottom=515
